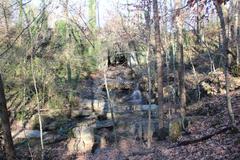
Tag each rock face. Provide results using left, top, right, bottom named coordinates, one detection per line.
left=70, top=99, right=108, bottom=118
left=79, top=99, right=107, bottom=113
left=71, top=125, right=95, bottom=152
left=71, top=109, right=92, bottom=118
left=104, top=79, right=134, bottom=90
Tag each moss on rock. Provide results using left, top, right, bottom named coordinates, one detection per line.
left=169, top=119, right=182, bottom=142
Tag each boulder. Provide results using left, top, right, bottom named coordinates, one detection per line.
left=169, top=120, right=182, bottom=142
left=71, top=125, right=95, bottom=152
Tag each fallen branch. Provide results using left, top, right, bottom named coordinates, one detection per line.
left=127, top=150, right=155, bottom=157
left=171, top=126, right=232, bottom=148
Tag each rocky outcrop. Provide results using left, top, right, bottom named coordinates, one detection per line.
left=200, top=69, right=240, bottom=96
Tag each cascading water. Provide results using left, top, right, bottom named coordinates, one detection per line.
left=128, top=83, right=142, bottom=105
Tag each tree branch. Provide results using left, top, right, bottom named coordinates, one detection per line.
left=0, top=3, right=50, bottom=57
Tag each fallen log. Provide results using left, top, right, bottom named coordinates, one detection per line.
left=170, top=126, right=232, bottom=148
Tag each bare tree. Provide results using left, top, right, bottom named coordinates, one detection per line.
left=153, top=0, right=164, bottom=129
left=144, top=0, right=152, bottom=148
left=214, top=1, right=236, bottom=128
left=1, top=1, right=10, bottom=47
left=175, top=0, right=186, bottom=118
left=234, top=0, right=239, bottom=65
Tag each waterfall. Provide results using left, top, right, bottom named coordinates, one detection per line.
left=128, top=83, right=142, bottom=105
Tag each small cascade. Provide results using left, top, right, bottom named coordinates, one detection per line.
left=128, top=83, right=142, bottom=105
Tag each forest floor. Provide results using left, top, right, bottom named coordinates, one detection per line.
left=15, top=89, right=240, bottom=160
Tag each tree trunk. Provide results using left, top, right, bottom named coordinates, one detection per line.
left=144, top=0, right=152, bottom=148
left=1, top=1, right=10, bottom=47
left=153, top=0, right=164, bottom=129
left=196, top=0, right=202, bottom=44
left=88, top=0, right=97, bottom=31
left=103, top=68, right=117, bottom=145
left=64, top=0, right=69, bottom=42
left=175, top=0, right=186, bottom=117
left=0, top=75, right=16, bottom=160
left=234, top=0, right=239, bottom=65
left=214, top=2, right=236, bottom=127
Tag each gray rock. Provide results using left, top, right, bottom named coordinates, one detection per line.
left=71, top=125, right=95, bottom=152
left=13, top=130, right=47, bottom=139
left=71, top=108, right=99, bottom=118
